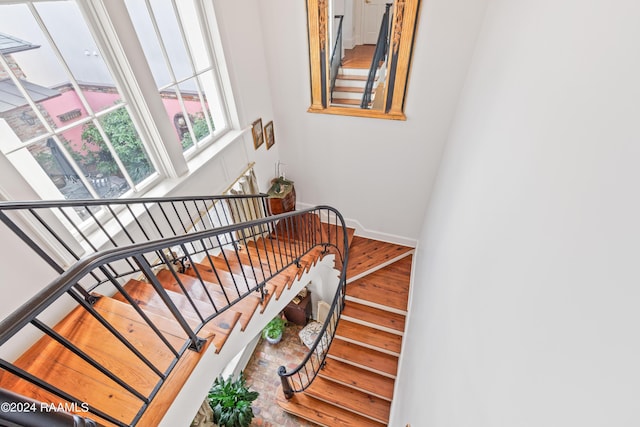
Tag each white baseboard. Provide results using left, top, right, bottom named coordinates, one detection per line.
left=296, top=202, right=417, bottom=248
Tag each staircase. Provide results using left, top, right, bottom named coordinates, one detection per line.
left=0, top=193, right=413, bottom=427
left=332, top=67, right=376, bottom=108
left=0, top=196, right=352, bottom=427
left=276, top=236, right=414, bottom=426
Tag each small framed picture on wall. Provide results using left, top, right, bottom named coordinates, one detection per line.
left=251, top=118, right=264, bottom=150
left=264, top=121, right=275, bottom=150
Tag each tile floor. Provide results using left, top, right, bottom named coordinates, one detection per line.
left=242, top=323, right=318, bottom=427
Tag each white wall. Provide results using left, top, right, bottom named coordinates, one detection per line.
left=255, top=0, right=487, bottom=241
left=393, top=0, right=640, bottom=425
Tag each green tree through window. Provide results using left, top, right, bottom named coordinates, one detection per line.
left=82, top=108, right=153, bottom=184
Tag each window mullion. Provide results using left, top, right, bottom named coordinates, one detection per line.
left=90, top=117, right=138, bottom=190
left=170, top=0, right=200, bottom=80
left=143, top=0, right=180, bottom=87
left=48, top=136, right=102, bottom=199
left=28, top=3, right=99, bottom=120
left=76, top=0, right=188, bottom=178
left=0, top=52, right=99, bottom=199
left=197, top=0, right=236, bottom=129
left=141, top=0, right=199, bottom=150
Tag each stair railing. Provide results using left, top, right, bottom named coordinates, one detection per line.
left=0, top=205, right=347, bottom=426
left=277, top=209, right=350, bottom=399
left=329, top=14, right=345, bottom=101
left=361, top=3, right=393, bottom=109
left=0, top=194, right=269, bottom=300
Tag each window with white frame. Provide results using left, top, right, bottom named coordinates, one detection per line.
left=0, top=0, right=231, bottom=206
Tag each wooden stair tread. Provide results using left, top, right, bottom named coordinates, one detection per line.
left=346, top=256, right=413, bottom=311
left=305, top=377, right=390, bottom=424
left=341, top=300, right=406, bottom=333
left=241, top=241, right=319, bottom=271
left=0, top=301, right=170, bottom=425
left=229, top=245, right=290, bottom=280
left=223, top=246, right=302, bottom=282
left=328, top=340, right=398, bottom=378
left=333, top=86, right=365, bottom=93
left=331, top=98, right=365, bottom=106
left=335, top=319, right=402, bottom=355
left=92, top=294, right=192, bottom=344
left=113, top=280, right=240, bottom=353
left=319, top=359, right=395, bottom=401
left=183, top=265, right=263, bottom=330
left=276, top=386, right=385, bottom=427
left=185, top=260, right=256, bottom=296
left=0, top=361, right=138, bottom=426
left=207, top=253, right=268, bottom=283
left=225, top=251, right=302, bottom=288
left=116, top=279, right=216, bottom=333
left=267, top=213, right=353, bottom=255
left=336, top=74, right=369, bottom=81
left=346, top=236, right=413, bottom=278
left=11, top=303, right=167, bottom=394
left=159, top=267, right=270, bottom=323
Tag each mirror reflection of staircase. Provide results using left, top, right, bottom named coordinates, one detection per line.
left=332, top=45, right=384, bottom=108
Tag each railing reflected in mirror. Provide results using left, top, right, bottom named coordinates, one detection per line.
left=307, top=0, right=420, bottom=120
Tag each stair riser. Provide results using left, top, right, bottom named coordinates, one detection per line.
left=305, top=395, right=388, bottom=425
left=317, top=374, right=392, bottom=402
left=334, top=336, right=400, bottom=357
left=332, top=91, right=366, bottom=100
left=339, top=315, right=404, bottom=337
left=333, top=79, right=368, bottom=88
left=345, top=295, right=408, bottom=316
left=338, top=67, right=370, bottom=77
left=326, top=355, right=396, bottom=380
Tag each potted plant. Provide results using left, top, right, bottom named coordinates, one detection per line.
left=262, top=316, right=286, bottom=344
left=268, top=176, right=294, bottom=196
left=207, top=372, right=259, bottom=427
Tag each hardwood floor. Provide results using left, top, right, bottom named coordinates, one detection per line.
left=341, top=45, right=376, bottom=69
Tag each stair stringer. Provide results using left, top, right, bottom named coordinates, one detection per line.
left=159, top=254, right=341, bottom=427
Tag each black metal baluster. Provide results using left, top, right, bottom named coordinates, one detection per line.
left=0, top=360, right=128, bottom=427
left=30, top=319, right=149, bottom=402
left=133, top=255, right=205, bottom=352
left=66, top=288, right=166, bottom=376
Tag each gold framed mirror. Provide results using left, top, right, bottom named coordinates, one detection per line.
left=307, top=0, right=420, bottom=120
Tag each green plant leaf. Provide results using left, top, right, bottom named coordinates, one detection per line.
left=207, top=372, right=258, bottom=427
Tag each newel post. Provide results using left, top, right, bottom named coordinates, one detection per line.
left=278, top=366, right=294, bottom=399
